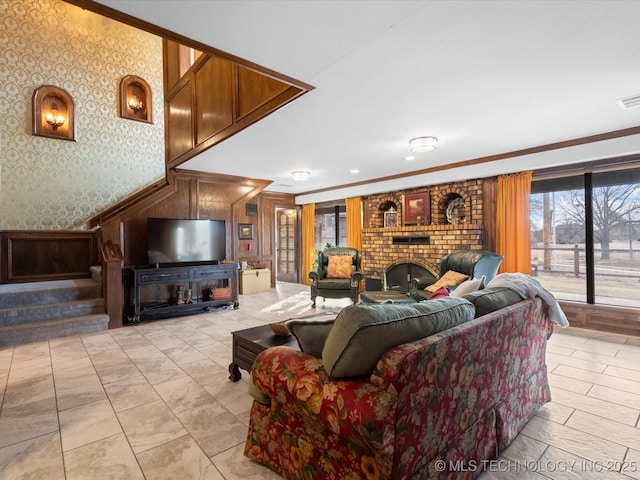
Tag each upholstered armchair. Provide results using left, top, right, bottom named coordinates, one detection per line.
left=409, top=249, right=503, bottom=301
left=309, top=247, right=363, bottom=307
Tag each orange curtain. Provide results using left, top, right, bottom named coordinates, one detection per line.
left=345, top=196, right=362, bottom=251
left=301, top=203, right=315, bottom=285
left=496, top=171, right=532, bottom=274
left=346, top=196, right=363, bottom=291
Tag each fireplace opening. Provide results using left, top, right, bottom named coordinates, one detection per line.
left=385, top=261, right=437, bottom=292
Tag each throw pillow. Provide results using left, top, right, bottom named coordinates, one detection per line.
left=326, top=255, right=353, bottom=279
left=286, top=314, right=338, bottom=357
left=451, top=275, right=486, bottom=297
left=427, top=286, right=450, bottom=300
left=463, top=287, right=523, bottom=317
left=322, top=298, right=475, bottom=378
left=425, top=270, right=469, bottom=292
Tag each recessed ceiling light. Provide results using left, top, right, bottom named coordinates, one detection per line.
left=291, top=170, right=311, bottom=181
left=617, top=94, right=640, bottom=110
left=405, top=155, right=415, bottom=161
left=409, top=136, right=438, bottom=152
left=350, top=169, right=359, bottom=174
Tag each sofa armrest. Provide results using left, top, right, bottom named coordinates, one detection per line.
left=251, top=346, right=397, bottom=448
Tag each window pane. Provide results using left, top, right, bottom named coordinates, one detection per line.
left=592, top=169, right=640, bottom=307
left=530, top=189, right=587, bottom=301
left=314, top=213, right=336, bottom=251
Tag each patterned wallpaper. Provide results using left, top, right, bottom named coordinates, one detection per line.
left=0, top=0, right=165, bottom=230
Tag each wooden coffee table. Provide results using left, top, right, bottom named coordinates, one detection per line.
left=228, top=324, right=299, bottom=382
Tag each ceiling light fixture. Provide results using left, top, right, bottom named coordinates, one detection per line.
left=409, top=136, right=438, bottom=152
left=291, top=170, right=311, bottom=181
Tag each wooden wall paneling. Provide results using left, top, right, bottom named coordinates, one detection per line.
left=482, top=177, right=498, bottom=254
left=1, top=231, right=97, bottom=283
left=236, top=66, right=290, bottom=120
left=163, top=39, right=181, bottom=92
left=167, top=78, right=195, bottom=162
left=195, top=56, right=234, bottom=144
left=560, top=301, right=640, bottom=336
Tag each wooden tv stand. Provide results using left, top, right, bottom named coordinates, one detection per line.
left=131, top=262, right=239, bottom=322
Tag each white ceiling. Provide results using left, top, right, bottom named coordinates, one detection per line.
left=96, top=0, right=640, bottom=203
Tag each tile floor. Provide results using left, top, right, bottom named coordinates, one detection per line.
left=0, top=282, right=639, bottom=480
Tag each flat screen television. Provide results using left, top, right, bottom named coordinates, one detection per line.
left=147, top=218, right=226, bottom=264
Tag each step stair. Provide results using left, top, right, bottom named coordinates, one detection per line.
left=0, top=278, right=109, bottom=347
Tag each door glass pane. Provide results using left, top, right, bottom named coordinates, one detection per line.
left=530, top=183, right=586, bottom=301
left=592, top=169, right=640, bottom=307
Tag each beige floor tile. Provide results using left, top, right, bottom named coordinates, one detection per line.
left=603, top=364, right=640, bottom=382
left=180, top=358, right=229, bottom=387
left=552, top=365, right=640, bottom=396
left=130, top=355, right=187, bottom=386
left=535, top=401, right=575, bottom=425
left=211, top=443, right=283, bottom=480
left=63, top=432, right=144, bottom=480
left=572, top=350, right=640, bottom=372
left=540, top=445, right=633, bottom=480
left=500, top=433, right=548, bottom=464
left=520, top=415, right=627, bottom=464
left=117, top=399, right=186, bottom=454
left=0, top=397, right=59, bottom=448
left=586, top=384, right=640, bottom=412
left=546, top=352, right=607, bottom=373
left=549, top=387, right=639, bottom=426
left=208, top=379, right=254, bottom=416
left=478, top=458, right=550, bottom=479
left=548, top=373, right=593, bottom=395
left=0, top=431, right=64, bottom=480
left=53, top=369, right=106, bottom=411
left=58, top=398, right=122, bottom=452
left=2, top=373, right=55, bottom=409
left=624, top=449, right=640, bottom=480
left=103, top=374, right=160, bottom=412
left=565, top=410, right=640, bottom=451
left=175, top=401, right=247, bottom=457
left=615, top=350, right=640, bottom=363
left=547, top=344, right=576, bottom=357
left=154, top=376, right=214, bottom=415
left=136, top=434, right=224, bottom=480
left=92, top=356, right=142, bottom=385
left=143, top=331, right=187, bottom=351
left=162, top=343, right=209, bottom=365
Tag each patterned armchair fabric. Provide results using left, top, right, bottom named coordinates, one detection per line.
left=309, top=246, right=363, bottom=307
left=245, top=298, right=553, bottom=479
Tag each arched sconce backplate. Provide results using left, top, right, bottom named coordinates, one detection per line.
left=32, top=85, right=76, bottom=141
left=119, top=75, right=152, bottom=123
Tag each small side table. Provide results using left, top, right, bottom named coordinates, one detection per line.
left=229, top=324, right=298, bottom=381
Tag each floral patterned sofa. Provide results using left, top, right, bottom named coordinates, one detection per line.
left=244, top=289, right=555, bottom=479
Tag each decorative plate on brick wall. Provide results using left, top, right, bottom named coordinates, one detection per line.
left=446, top=197, right=466, bottom=224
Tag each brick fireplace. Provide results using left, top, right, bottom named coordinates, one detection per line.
left=361, top=178, right=488, bottom=289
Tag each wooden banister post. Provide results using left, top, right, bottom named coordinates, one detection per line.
left=100, top=240, right=124, bottom=329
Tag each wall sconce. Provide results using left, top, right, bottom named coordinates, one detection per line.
left=120, top=75, right=152, bottom=123
left=32, top=85, right=76, bottom=141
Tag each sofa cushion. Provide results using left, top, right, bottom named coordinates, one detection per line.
left=322, top=297, right=475, bottom=378
left=462, top=287, right=522, bottom=317
left=425, top=270, right=468, bottom=292
left=451, top=275, right=486, bottom=297
left=327, top=255, right=353, bottom=278
left=286, top=314, right=338, bottom=357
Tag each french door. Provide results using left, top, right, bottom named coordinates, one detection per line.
left=276, top=209, right=297, bottom=282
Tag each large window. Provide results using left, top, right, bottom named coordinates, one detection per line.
left=314, top=205, right=346, bottom=251
left=530, top=166, right=640, bottom=307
